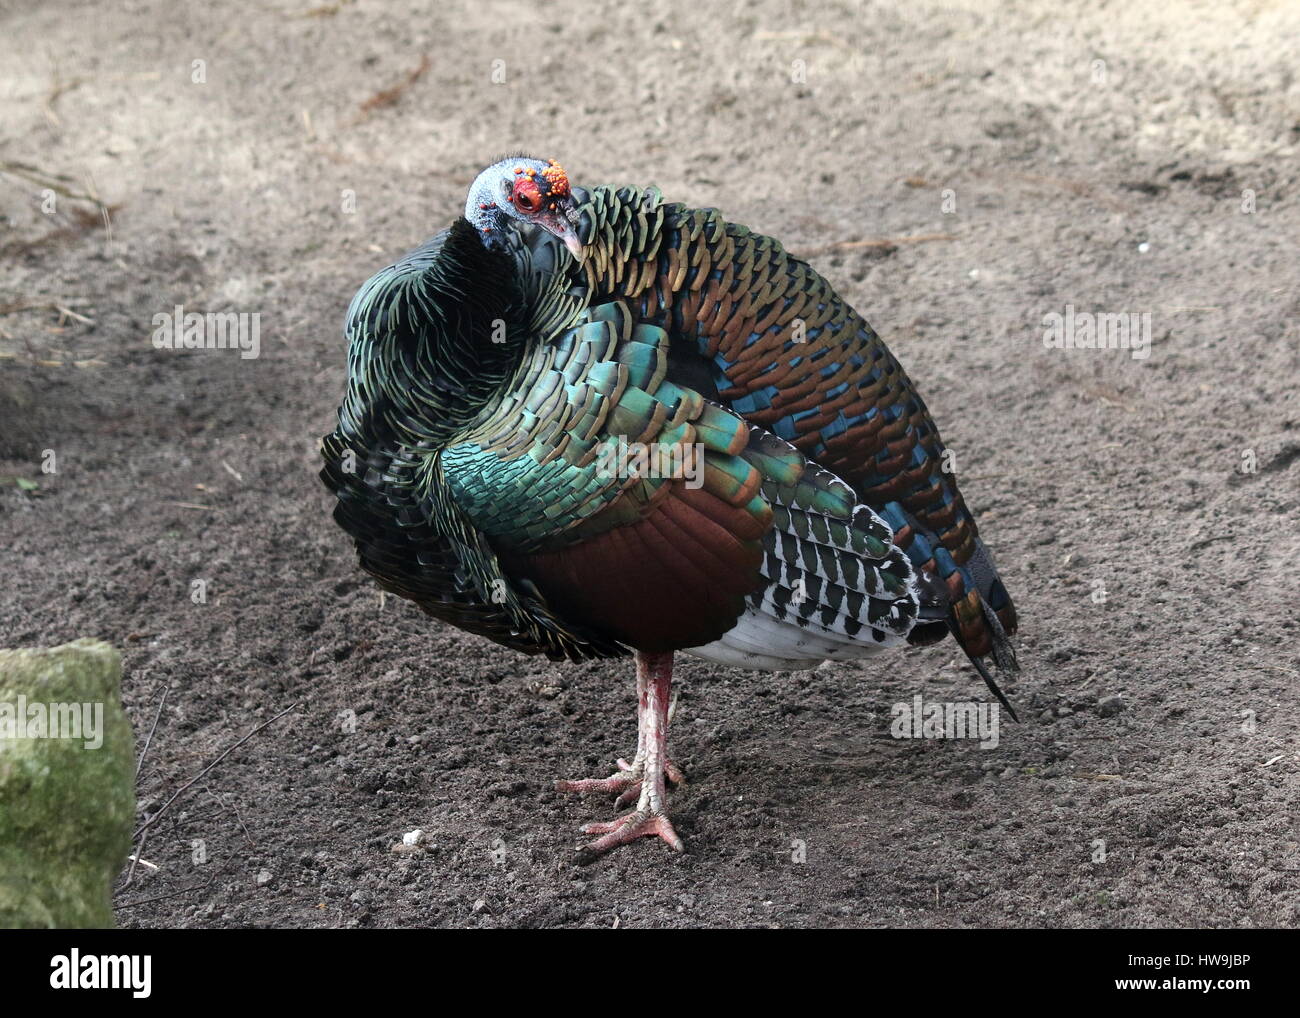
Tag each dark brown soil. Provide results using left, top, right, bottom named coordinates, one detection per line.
left=2, top=0, right=1297, bottom=928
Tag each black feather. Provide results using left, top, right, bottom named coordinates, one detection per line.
left=948, top=616, right=1019, bottom=723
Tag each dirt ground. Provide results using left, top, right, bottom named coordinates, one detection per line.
left=2, top=0, right=1298, bottom=929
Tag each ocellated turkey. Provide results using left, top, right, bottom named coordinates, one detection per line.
left=320, top=156, right=1019, bottom=857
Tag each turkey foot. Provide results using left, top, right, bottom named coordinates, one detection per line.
left=580, top=810, right=683, bottom=855
left=555, top=753, right=684, bottom=803
left=567, top=651, right=686, bottom=858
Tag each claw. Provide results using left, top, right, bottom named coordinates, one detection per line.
left=614, top=782, right=641, bottom=809
left=579, top=810, right=684, bottom=857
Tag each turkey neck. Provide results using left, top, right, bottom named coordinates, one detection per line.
left=365, top=217, right=533, bottom=448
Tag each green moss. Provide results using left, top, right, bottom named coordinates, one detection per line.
left=0, top=640, right=135, bottom=928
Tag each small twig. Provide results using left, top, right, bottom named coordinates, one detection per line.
left=215, top=791, right=257, bottom=849
left=43, top=65, right=85, bottom=128
left=124, top=829, right=149, bottom=888
left=354, top=54, right=430, bottom=121
left=116, top=873, right=217, bottom=911
left=136, top=685, right=170, bottom=779
left=0, top=300, right=94, bottom=324
left=85, top=175, right=113, bottom=247
left=291, top=0, right=356, bottom=17
left=133, top=702, right=301, bottom=841
left=59, top=304, right=94, bottom=324
left=0, top=160, right=103, bottom=205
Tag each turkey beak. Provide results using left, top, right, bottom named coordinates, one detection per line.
left=546, top=203, right=584, bottom=260
left=561, top=226, right=584, bottom=260
left=555, top=217, right=584, bottom=260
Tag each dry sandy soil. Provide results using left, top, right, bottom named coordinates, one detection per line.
left=2, top=0, right=1298, bottom=928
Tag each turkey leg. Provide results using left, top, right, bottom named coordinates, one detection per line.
left=557, top=650, right=685, bottom=855
left=556, top=651, right=683, bottom=801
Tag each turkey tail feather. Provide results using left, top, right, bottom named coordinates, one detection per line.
left=951, top=616, right=1019, bottom=724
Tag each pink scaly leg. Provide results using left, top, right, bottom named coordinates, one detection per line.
left=555, top=650, right=683, bottom=803
left=558, top=651, right=685, bottom=857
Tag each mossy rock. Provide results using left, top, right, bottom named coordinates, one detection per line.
left=0, top=639, right=135, bottom=928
